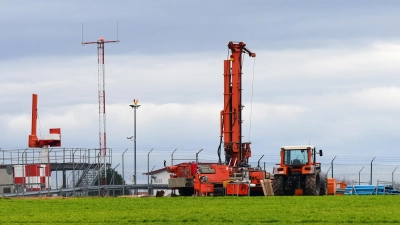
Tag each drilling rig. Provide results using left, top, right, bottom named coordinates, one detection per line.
left=166, top=42, right=270, bottom=196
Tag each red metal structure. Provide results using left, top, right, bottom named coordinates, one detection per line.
left=28, top=94, right=61, bottom=148
left=167, top=42, right=269, bottom=196
left=82, top=37, right=119, bottom=186
left=219, top=41, right=256, bottom=167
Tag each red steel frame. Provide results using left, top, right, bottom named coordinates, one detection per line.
left=221, top=42, right=256, bottom=167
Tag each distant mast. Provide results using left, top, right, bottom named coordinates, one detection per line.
left=81, top=23, right=119, bottom=190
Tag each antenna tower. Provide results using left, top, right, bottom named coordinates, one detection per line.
left=81, top=24, right=119, bottom=188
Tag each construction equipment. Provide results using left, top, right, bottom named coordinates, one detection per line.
left=167, top=42, right=271, bottom=196
left=272, top=145, right=326, bottom=196
left=28, top=94, right=61, bottom=148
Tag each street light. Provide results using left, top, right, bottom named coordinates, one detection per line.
left=129, top=98, right=141, bottom=195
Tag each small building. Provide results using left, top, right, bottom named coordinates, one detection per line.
left=142, top=167, right=172, bottom=196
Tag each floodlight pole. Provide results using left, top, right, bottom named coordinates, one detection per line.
left=129, top=100, right=141, bottom=195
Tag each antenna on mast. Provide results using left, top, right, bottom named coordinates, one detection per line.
left=81, top=23, right=84, bottom=45
left=80, top=23, right=120, bottom=195
left=116, top=21, right=119, bottom=43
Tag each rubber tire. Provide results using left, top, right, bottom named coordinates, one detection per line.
left=273, top=175, right=285, bottom=196
left=305, top=174, right=320, bottom=196
left=178, top=187, right=194, bottom=196
left=319, top=172, right=327, bottom=195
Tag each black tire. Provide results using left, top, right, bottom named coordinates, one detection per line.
left=319, top=172, right=327, bottom=196
left=273, top=175, right=285, bottom=196
left=178, top=187, right=194, bottom=196
left=305, top=174, right=320, bottom=196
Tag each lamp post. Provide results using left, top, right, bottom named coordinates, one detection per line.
left=129, top=99, right=140, bottom=195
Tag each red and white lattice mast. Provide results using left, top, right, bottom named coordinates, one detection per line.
left=82, top=35, right=119, bottom=186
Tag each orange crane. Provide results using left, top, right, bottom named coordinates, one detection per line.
left=167, top=42, right=269, bottom=196
left=28, top=94, right=61, bottom=148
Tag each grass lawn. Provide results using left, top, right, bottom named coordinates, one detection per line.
left=0, top=195, right=399, bottom=224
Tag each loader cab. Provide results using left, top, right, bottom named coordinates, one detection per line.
left=280, top=145, right=322, bottom=167
left=284, top=149, right=308, bottom=165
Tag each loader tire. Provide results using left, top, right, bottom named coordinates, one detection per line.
left=319, top=172, right=327, bottom=196
left=178, top=187, right=194, bottom=196
left=273, top=175, right=285, bottom=196
left=305, top=174, right=320, bottom=196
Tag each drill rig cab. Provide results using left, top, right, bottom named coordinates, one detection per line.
left=273, top=145, right=326, bottom=196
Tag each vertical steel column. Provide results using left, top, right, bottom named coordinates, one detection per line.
left=129, top=100, right=141, bottom=195
left=48, top=149, right=52, bottom=196
left=22, top=149, right=28, bottom=197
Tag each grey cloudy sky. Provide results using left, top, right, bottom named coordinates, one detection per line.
left=2, top=0, right=400, bottom=169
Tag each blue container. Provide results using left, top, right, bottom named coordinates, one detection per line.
left=344, top=185, right=385, bottom=195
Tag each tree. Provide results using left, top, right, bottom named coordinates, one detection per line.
left=90, top=167, right=130, bottom=196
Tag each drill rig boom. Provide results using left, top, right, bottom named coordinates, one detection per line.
left=220, top=41, right=256, bottom=167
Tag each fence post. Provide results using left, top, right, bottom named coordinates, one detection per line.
left=171, top=149, right=177, bottom=165
left=370, top=157, right=375, bottom=185
left=331, top=156, right=336, bottom=178
left=196, top=149, right=203, bottom=163
left=358, top=166, right=364, bottom=185
left=122, top=148, right=128, bottom=195
left=147, top=148, right=154, bottom=196
left=392, top=167, right=397, bottom=188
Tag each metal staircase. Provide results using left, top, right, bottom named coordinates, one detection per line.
left=68, top=159, right=100, bottom=196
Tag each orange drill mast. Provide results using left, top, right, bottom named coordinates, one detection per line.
left=219, top=42, right=256, bottom=167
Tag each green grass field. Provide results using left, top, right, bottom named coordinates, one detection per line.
left=0, top=196, right=399, bottom=224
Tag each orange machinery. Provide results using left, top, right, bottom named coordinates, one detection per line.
left=167, top=42, right=268, bottom=196
left=28, top=94, right=61, bottom=148
left=273, top=146, right=325, bottom=196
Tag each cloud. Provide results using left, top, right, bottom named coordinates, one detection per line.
left=2, top=40, right=400, bottom=163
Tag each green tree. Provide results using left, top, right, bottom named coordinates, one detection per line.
left=90, top=168, right=130, bottom=196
